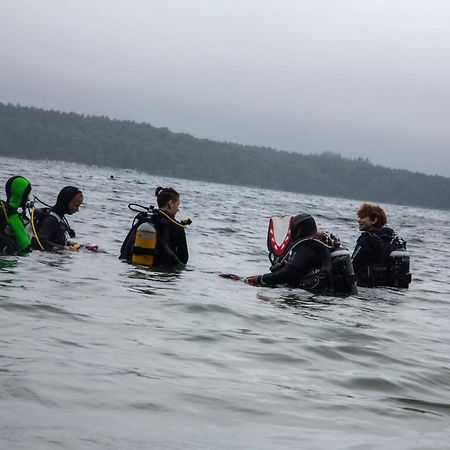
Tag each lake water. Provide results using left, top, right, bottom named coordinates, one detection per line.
left=1, top=156, right=449, bottom=449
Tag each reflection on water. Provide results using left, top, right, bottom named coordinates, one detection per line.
left=1, top=156, right=450, bottom=449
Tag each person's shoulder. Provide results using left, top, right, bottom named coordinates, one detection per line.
left=373, top=226, right=395, bottom=239
left=356, top=232, right=373, bottom=246
left=40, top=211, right=60, bottom=226
left=150, top=210, right=167, bottom=227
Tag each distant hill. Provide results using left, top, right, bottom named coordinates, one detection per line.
left=1, top=102, right=449, bottom=209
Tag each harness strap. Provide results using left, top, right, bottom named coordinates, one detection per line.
left=279, top=237, right=332, bottom=265
left=133, top=246, right=157, bottom=256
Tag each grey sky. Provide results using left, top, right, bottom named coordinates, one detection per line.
left=1, top=0, right=450, bottom=176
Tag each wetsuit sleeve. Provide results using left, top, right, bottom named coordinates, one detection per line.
left=176, top=228, right=189, bottom=264
left=7, top=212, right=31, bottom=252
left=157, top=222, right=183, bottom=265
left=260, top=245, right=316, bottom=286
left=37, top=215, right=65, bottom=251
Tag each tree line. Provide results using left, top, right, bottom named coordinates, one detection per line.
left=1, top=102, right=449, bottom=210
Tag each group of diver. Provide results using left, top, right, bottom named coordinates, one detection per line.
left=1, top=175, right=411, bottom=295
left=244, top=204, right=411, bottom=294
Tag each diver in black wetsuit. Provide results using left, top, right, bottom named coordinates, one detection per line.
left=120, top=187, right=190, bottom=266
left=152, top=186, right=189, bottom=266
left=245, top=213, right=340, bottom=291
left=33, top=186, right=84, bottom=251
left=352, top=202, right=410, bottom=287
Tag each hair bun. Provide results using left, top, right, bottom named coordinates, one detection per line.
left=155, top=186, right=164, bottom=197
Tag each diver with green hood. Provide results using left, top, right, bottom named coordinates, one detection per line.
left=0, top=176, right=32, bottom=254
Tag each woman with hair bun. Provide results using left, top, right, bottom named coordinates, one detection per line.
left=120, top=186, right=189, bottom=267
left=152, top=186, right=189, bottom=266
left=151, top=186, right=189, bottom=266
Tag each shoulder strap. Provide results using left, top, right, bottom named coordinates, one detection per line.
left=364, top=231, right=390, bottom=262
left=280, top=237, right=331, bottom=265
left=49, top=211, right=63, bottom=222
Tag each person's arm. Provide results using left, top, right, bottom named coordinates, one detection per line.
left=351, top=235, right=370, bottom=274
left=7, top=212, right=31, bottom=252
left=175, top=228, right=189, bottom=264
left=247, top=245, right=316, bottom=286
left=156, top=221, right=182, bottom=265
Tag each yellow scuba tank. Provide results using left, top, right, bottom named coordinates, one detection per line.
left=132, top=221, right=157, bottom=266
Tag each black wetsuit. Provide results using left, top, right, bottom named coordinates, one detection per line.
left=260, top=239, right=331, bottom=289
left=352, top=226, right=395, bottom=285
left=152, top=211, right=189, bottom=266
left=34, top=186, right=80, bottom=251
left=352, top=227, right=395, bottom=287
left=36, top=209, right=71, bottom=250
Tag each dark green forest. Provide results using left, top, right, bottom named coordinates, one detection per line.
left=1, top=102, right=449, bottom=209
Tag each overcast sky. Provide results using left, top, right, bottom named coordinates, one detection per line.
left=1, top=0, right=450, bottom=176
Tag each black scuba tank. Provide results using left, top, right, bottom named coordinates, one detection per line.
left=331, top=248, right=358, bottom=295
left=388, top=249, right=411, bottom=288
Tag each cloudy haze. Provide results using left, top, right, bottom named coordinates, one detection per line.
left=1, top=0, right=450, bottom=176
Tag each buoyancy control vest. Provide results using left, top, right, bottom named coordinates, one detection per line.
left=267, top=216, right=357, bottom=295
left=28, top=207, right=72, bottom=250
left=356, top=232, right=411, bottom=288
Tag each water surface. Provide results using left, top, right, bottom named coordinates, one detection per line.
left=1, top=157, right=449, bottom=449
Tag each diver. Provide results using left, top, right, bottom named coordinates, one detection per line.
left=31, top=186, right=84, bottom=251
left=0, top=176, right=32, bottom=254
left=120, top=186, right=189, bottom=267
left=245, top=213, right=357, bottom=295
left=352, top=203, right=411, bottom=288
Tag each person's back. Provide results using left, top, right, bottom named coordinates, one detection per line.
left=0, top=176, right=32, bottom=254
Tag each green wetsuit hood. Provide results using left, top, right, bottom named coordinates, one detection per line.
left=6, top=176, right=31, bottom=210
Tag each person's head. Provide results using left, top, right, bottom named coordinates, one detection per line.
left=56, top=186, right=83, bottom=215
left=356, top=203, right=387, bottom=231
left=155, top=186, right=180, bottom=217
left=291, top=213, right=317, bottom=241
left=5, top=176, right=31, bottom=209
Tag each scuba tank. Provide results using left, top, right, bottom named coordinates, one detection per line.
left=388, top=249, right=411, bottom=288
left=131, top=220, right=157, bottom=266
left=330, top=248, right=358, bottom=295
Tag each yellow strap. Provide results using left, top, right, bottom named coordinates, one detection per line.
left=30, top=206, right=44, bottom=251
left=0, top=200, right=8, bottom=222
left=1, top=201, right=10, bottom=254
left=159, top=210, right=186, bottom=228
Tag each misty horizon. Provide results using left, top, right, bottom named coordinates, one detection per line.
left=1, top=1, right=450, bottom=177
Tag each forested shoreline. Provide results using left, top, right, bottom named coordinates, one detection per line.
left=1, top=102, right=449, bottom=209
